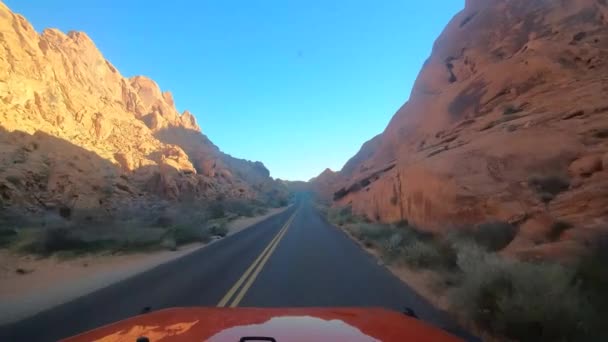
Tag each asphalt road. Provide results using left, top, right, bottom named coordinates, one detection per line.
left=0, top=196, right=473, bottom=341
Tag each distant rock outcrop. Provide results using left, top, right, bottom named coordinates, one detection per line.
left=308, top=168, right=338, bottom=201
left=0, top=2, right=286, bottom=219
left=317, top=0, right=608, bottom=257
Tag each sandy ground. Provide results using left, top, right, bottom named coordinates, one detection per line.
left=0, top=206, right=288, bottom=325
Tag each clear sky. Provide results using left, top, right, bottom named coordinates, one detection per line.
left=6, top=0, right=463, bottom=181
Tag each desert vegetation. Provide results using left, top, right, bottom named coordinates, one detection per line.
left=0, top=198, right=274, bottom=256
left=324, top=205, right=608, bottom=342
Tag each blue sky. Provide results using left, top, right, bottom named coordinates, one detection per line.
left=6, top=0, right=463, bottom=181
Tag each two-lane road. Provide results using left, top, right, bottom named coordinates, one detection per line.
left=1, top=197, right=469, bottom=341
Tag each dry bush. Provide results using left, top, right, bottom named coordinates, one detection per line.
left=325, top=203, right=604, bottom=341
left=328, top=206, right=361, bottom=226
left=455, top=221, right=518, bottom=252
left=451, top=243, right=594, bottom=342
left=347, top=222, right=456, bottom=270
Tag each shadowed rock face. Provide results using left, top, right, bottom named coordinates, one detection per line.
left=0, top=2, right=285, bottom=217
left=316, top=0, right=608, bottom=257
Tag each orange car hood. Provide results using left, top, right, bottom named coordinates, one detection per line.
left=62, top=307, right=463, bottom=342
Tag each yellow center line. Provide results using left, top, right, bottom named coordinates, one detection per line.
left=229, top=216, right=292, bottom=307
left=217, top=208, right=298, bottom=307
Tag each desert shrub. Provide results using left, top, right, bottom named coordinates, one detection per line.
left=385, top=228, right=457, bottom=270
left=351, top=223, right=394, bottom=244
left=58, top=206, right=72, bottom=219
left=15, top=227, right=90, bottom=255
left=4, top=203, right=237, bottom=255
left=208, top=223, right=229, bottom=237
left=208, top=202, right=226, bottom=219
left=399, top=240, right=454, bottom=269
left=155, top=215, right=173, bottom=227
left=347, top=223, right=398, bottom=256
left=548, top=221, right=573, bottom=241
left=254, top=206, right=269, bottom=216
left=328, top=206, right=360, bottom=226
left=348, top=222, right=456, bottom=270
left=223, top=199, right=257, bottom=217
left=14, top=221, right=210, bottom=255
left=394, top=219, right=409, bottom=228
left=108, top=226, right=165, bottom=251
left=266, top=196, right=289, bottom=208
left=166, top=224, right=207, bottom=245
left=451, top=247, right=592, bottom=342
left=458, top=221, right=518, bottom=252
left=0, top=227, right=17, bottom=247
left=314, top=203, right=329, bottom=217
left=160, top=237, right=177, bottom=251
left=574, top=236, right=608, bottom=339
left=383, top=232, right=404, bottom=254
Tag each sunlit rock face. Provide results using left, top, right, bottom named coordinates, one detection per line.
left=315, top=0, right=608, bottom=258
left=0, top=2, right=286, bottom=218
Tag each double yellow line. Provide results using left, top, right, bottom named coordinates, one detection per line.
left=217, top=208, right=299, bottom=307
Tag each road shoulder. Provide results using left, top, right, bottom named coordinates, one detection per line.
left=0, top=206, right=289, bottom=325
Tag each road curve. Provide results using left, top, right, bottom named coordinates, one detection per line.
left=0, top=196, right=473, bottom=341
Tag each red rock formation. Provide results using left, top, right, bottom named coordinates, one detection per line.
left=318, top=0, right=608, bottom=256
left=0, top=2, right=286, bottom=218
left=309, top=168, right=338, bottom=201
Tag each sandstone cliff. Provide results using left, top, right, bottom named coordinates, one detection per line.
left=318, top=0, right=608, bottom=257
left=0, top=2, right=286, bottom=221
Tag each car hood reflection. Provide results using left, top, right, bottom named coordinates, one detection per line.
left=208, top=316, right=379, bottom=342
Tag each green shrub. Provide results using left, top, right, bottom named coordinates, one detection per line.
left=15, top=227, right=90, bottom=255
left=110, top=226, right=164, bottom=251
left=394, top=219, right=409, bottom=228
left=315, top=203, right=329, bottom=216
left=328, top=206, right=359, bottom=226
left=209, top=223, right=228, bottom=237
left=166, top=224, right=206, bottom=245
left=451, top=247, right=592, bottom=342
left=254, top=207, right=269, bottom=216
left=347, top=222, right=456, bottom=270
left=224, top=199, right=257, bottom=217
left=160, top=237, right=177, bottom=251
left=0, top=227, right=17, bottom=247
left=459, top=221, right=518, bottom=252
left=350, top=223, right=394, bottom=245
left=575, top=236, right=608, bottom=339
left=208, top=202, right=226, bottom=219
left=382, top=232, right=404, bottom=255
left=400, top=240, right=451, bottom=269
